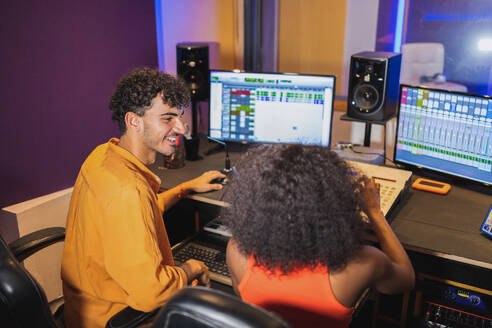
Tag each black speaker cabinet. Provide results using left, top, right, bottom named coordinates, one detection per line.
left=176, top=43, right=209, bottom=101
left=347, top=51, right=401, bottom=121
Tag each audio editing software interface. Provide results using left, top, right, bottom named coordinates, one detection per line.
left=209, top=71, right=335, bottom=147
left=395, top=85, right=492, bottom=185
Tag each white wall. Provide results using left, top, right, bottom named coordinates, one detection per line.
left=156, top=0, right=239, bottom=135
left=0, top=188, right=72, bottom=302
left=157, top=0, right=238, bottom=74
left=342, top=0, right=379, bottom=97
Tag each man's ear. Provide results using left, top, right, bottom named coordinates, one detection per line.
left=124, top=112, right=142, bottom=132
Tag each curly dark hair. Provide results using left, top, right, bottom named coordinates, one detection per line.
left=109, top=67, right=191, bottom=133
left=221, top=144, right=367, bottom=274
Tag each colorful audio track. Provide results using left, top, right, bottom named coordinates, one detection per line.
left=397, top=87, right=491, bottom=171
left=221, top=86, right=325, bottom=141
left=395, top=85, right=492, bottom=185
left=209, top=71, right=335, bottom=146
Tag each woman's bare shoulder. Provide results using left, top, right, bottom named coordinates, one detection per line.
left=330, top=245, right=385, bottom=307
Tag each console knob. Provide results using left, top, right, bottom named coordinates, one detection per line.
left=470, top=295, right=480, bottom=305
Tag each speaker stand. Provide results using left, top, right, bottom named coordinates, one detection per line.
left=340, top=114, right=395, bottom=164
left=363, top=123, right=372, bottom=147
left=184, top=136, right=202, bottom=161
left=185, top=100, right=203, bottom=161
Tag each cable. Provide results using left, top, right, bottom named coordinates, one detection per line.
left=347, top=145, right=404, bottom=168
left=334, top=141, right=406, bottom=168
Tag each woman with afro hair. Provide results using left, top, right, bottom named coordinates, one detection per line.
left=222, top=144, right=414, bottom=328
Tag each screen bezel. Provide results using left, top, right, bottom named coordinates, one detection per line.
left=208, top=69, right=337, bottom=149
left=393, top=84, right=492, bottom=187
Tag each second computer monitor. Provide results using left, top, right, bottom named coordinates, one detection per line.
left=209, top=70, right=336, bottom=147
left=395, top=84, right=492, bottom=185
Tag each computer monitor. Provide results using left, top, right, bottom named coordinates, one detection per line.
left=209, top=70, right=336, bottom=147
left=394, top=84, right=492, bottom=186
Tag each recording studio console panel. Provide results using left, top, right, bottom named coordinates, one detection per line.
left=424, top=301, right=491, bottom=327
left=418, top=279, right=492, bottom=327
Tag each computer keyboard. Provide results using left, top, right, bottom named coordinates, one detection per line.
left=173, top=242, right=232, bottom=286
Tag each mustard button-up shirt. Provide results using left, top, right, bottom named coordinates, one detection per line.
left=62, top=139, right=187, bottom=328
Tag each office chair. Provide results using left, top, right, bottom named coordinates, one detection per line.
left=1, top=228, right=287, bottom=328
left=400, top=42, right=467, bottom=92
left=148, top=286, right=291, bottom=328
left=0, top=227, right=66, bottom=328
left=0, top=227, right=157, bottom=328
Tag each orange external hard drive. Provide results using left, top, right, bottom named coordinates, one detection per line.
left=412, top=178, right=451, bottom=194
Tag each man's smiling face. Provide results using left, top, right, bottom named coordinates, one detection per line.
left=140, top=95, right=186, bottom=158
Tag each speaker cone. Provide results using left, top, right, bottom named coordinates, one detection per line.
left=183, top=69, right=204, bottom=91
left=353, top=83, right=379, bottom=111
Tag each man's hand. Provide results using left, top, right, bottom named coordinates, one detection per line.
left=179, top=259, right=211, bottom=287
left=158, top=170, right=226, bottom=211
left=183, top=170, right=226, bottom=193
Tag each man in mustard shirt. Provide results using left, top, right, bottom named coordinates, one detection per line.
left=61, top=68, right=226, bottom=328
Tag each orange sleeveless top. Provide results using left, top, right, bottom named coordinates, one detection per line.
left=238, top=256, right=353, bottom=328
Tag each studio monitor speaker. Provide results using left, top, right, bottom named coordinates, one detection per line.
left=347, top=51, right=401, bottom=121
left=176, top=43, right=210, bottom=101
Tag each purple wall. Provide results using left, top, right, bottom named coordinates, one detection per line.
left=0, top=1, right=158, bottom=207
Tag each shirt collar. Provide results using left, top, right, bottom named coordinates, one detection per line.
left=107, top=138, right=161, bottom=193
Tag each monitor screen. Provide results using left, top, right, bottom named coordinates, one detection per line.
left=209, top=70, right=336, bottom=147
left=394, top=84, right=492, bottom=185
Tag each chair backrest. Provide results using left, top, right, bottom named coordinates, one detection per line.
left=152, top=286, right=291, bottom=328
left=400, top=42, right=445, bottom=85
left=0, top=234, right=58, bottom=328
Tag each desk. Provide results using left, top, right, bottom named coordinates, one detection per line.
left=149, top=141, right=243, bottom=207
left=375, top=183, right=491, bottom=326
left=392, top=183, right=492, bottom=266
left=149, top=141, right=492, bottom=290
left=149, top=142, right=492, bottom=327
left=390, top=182, right=492, bottom=292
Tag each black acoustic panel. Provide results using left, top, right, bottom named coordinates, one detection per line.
left=176, top=43, right=210, bottom=101
left=347, top=51, right=401, bottom=121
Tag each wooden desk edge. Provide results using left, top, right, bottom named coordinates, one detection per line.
left=362, top=230, right=492, bottom=270
left=188, top=194, right=230, bottom=208
left=402, top=243, right=492, bottom=270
